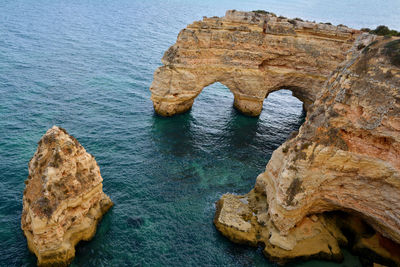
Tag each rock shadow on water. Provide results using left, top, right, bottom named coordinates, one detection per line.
left=151, top=100, right=305, bottom=163
left=151, top=112, right=196, bottom=157
left=222, top=107, right=305, bottom=163
left=72, top=209, right=114, bottom=265
left=219, top=109, right=261, bottom=161
left=151, top=105, right=265, bottom=161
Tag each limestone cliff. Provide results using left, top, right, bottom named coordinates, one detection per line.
left=150, top=10, right=360, bottom=116
left=21, top=126, right=113, bottom=266
left=256, top=36, right=400, bottom=242
left=151, top=9, right=400, bottom=265
left=214, top=35, right=400, bottom=265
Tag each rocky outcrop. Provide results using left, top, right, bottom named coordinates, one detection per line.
left=214, top=34, right=400, bottom=265
left=214, top=192, right=347, bottom=264
left=21, top=126, right=113, bottom=266
left=150, top=10, right=360, bottom=116
left=151, top=9, right=400, bottom=265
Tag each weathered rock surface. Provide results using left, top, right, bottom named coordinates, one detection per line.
left=215, top=34, right=400, bottom=265
left=258, top=35, right=400, bottom=242
left=151, top=9, right=400, bottom=265
left=150, top=10, right=360, bottom=116
left=21, top=126, right=113, bottom=266
left=214, top=192, right=347, bottom=264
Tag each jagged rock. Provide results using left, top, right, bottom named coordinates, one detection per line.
left=214, top=191, right=347, bottom=264
left=150, top=10, right=360, bottom=116
left=257, top=36, right=400, bottom=243
left=21, top=126, right=113, bottom=266
left=151, top=9, right=400, bottom=265
left=215, top=34, right=400, bottom=265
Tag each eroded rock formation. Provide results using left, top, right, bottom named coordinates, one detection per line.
left=150, top=10, right=360, bottom=116
left=151, top=9, right=400, bottom=265
left=21, top=126, right=113, bottom=266
left=215, top=34, right=400, bottom=265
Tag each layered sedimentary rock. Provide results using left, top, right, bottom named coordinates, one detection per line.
left=150, top=10, right=360, bottom=116
left=152, top=9, right=400, bottom=265
left=21, top=126, right=113, bottom=266
left=215, top=34, right=400, bottom=265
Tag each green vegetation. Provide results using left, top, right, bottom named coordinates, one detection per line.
left=300, top=142, right=311, bottom=150
left=383, top=39, right=400, bottom=67
left=286, top=178, right=303, bottom=205
left=293, top=151, right=307, bottom=161
left=361, top=25, right=400, bottom=37
left=36, top=197, right=53, bottom=217
left=252, top=10, right=276, bottom=16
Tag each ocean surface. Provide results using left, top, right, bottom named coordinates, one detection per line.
left=0, top=0, right=399, bottom=266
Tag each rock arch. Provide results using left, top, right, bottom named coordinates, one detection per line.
left=150, top=10, right=400, bottom=265
left=150, top=10, right=360, bottom=116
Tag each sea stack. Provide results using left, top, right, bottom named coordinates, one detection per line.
left=21, top=126, right=113, bottom=266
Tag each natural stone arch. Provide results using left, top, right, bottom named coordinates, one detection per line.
left=150, top=10, right=360, bottom=117
left=150, top=66, right=268, bottom=116
left=150, top=9, right=400, bottom=265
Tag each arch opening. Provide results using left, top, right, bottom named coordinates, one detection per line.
left=260, top=89, right=306, bottom=143
left=188, top=84, right=306, bottom=153
left=191, top=82, right=235, bottom=118
left=266, top=85, right=313, bottom=112
left=190, top=82, right=309, bottom=121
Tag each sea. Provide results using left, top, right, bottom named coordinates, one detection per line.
left=0, top=0, right=399, bottom=266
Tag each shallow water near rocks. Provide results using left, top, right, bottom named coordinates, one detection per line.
left=1, top=0, right=399, bottom=266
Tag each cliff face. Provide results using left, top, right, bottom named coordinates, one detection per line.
left=151, top=10, right=400, bottom=265
left=257, top=36, right=400, bottom=242
left=150, top=10, right=360, bottom=116
left=214, top=36, right=400, bottom=265
left=21, top=126, right=113, bottom=266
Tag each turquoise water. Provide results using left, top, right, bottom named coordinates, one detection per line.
left=0, top=0, right=399, bottom=266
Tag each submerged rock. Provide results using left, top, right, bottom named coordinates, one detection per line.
left=21, top=126, right=113, bottom=266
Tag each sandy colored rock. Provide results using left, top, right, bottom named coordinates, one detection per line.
left=256, top=36, right=400, bottom=243
left=151, top=9, right=400, bottom=265
left=215, top=34, right=400, bottom=265
left=214, top=190, right=347, bottom=264
left=150, top=10, right=360, bottom=116
left=21, top=126, right=113, bottom=266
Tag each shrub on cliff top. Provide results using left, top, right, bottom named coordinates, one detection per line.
left=252, top=10, right=276, bottom=17
left=362, top=25, right=400, bottom=37
left=371, top=25, right=400, bottom=36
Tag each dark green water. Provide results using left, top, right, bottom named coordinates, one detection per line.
left=0, top=0, right=399, bottom=266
